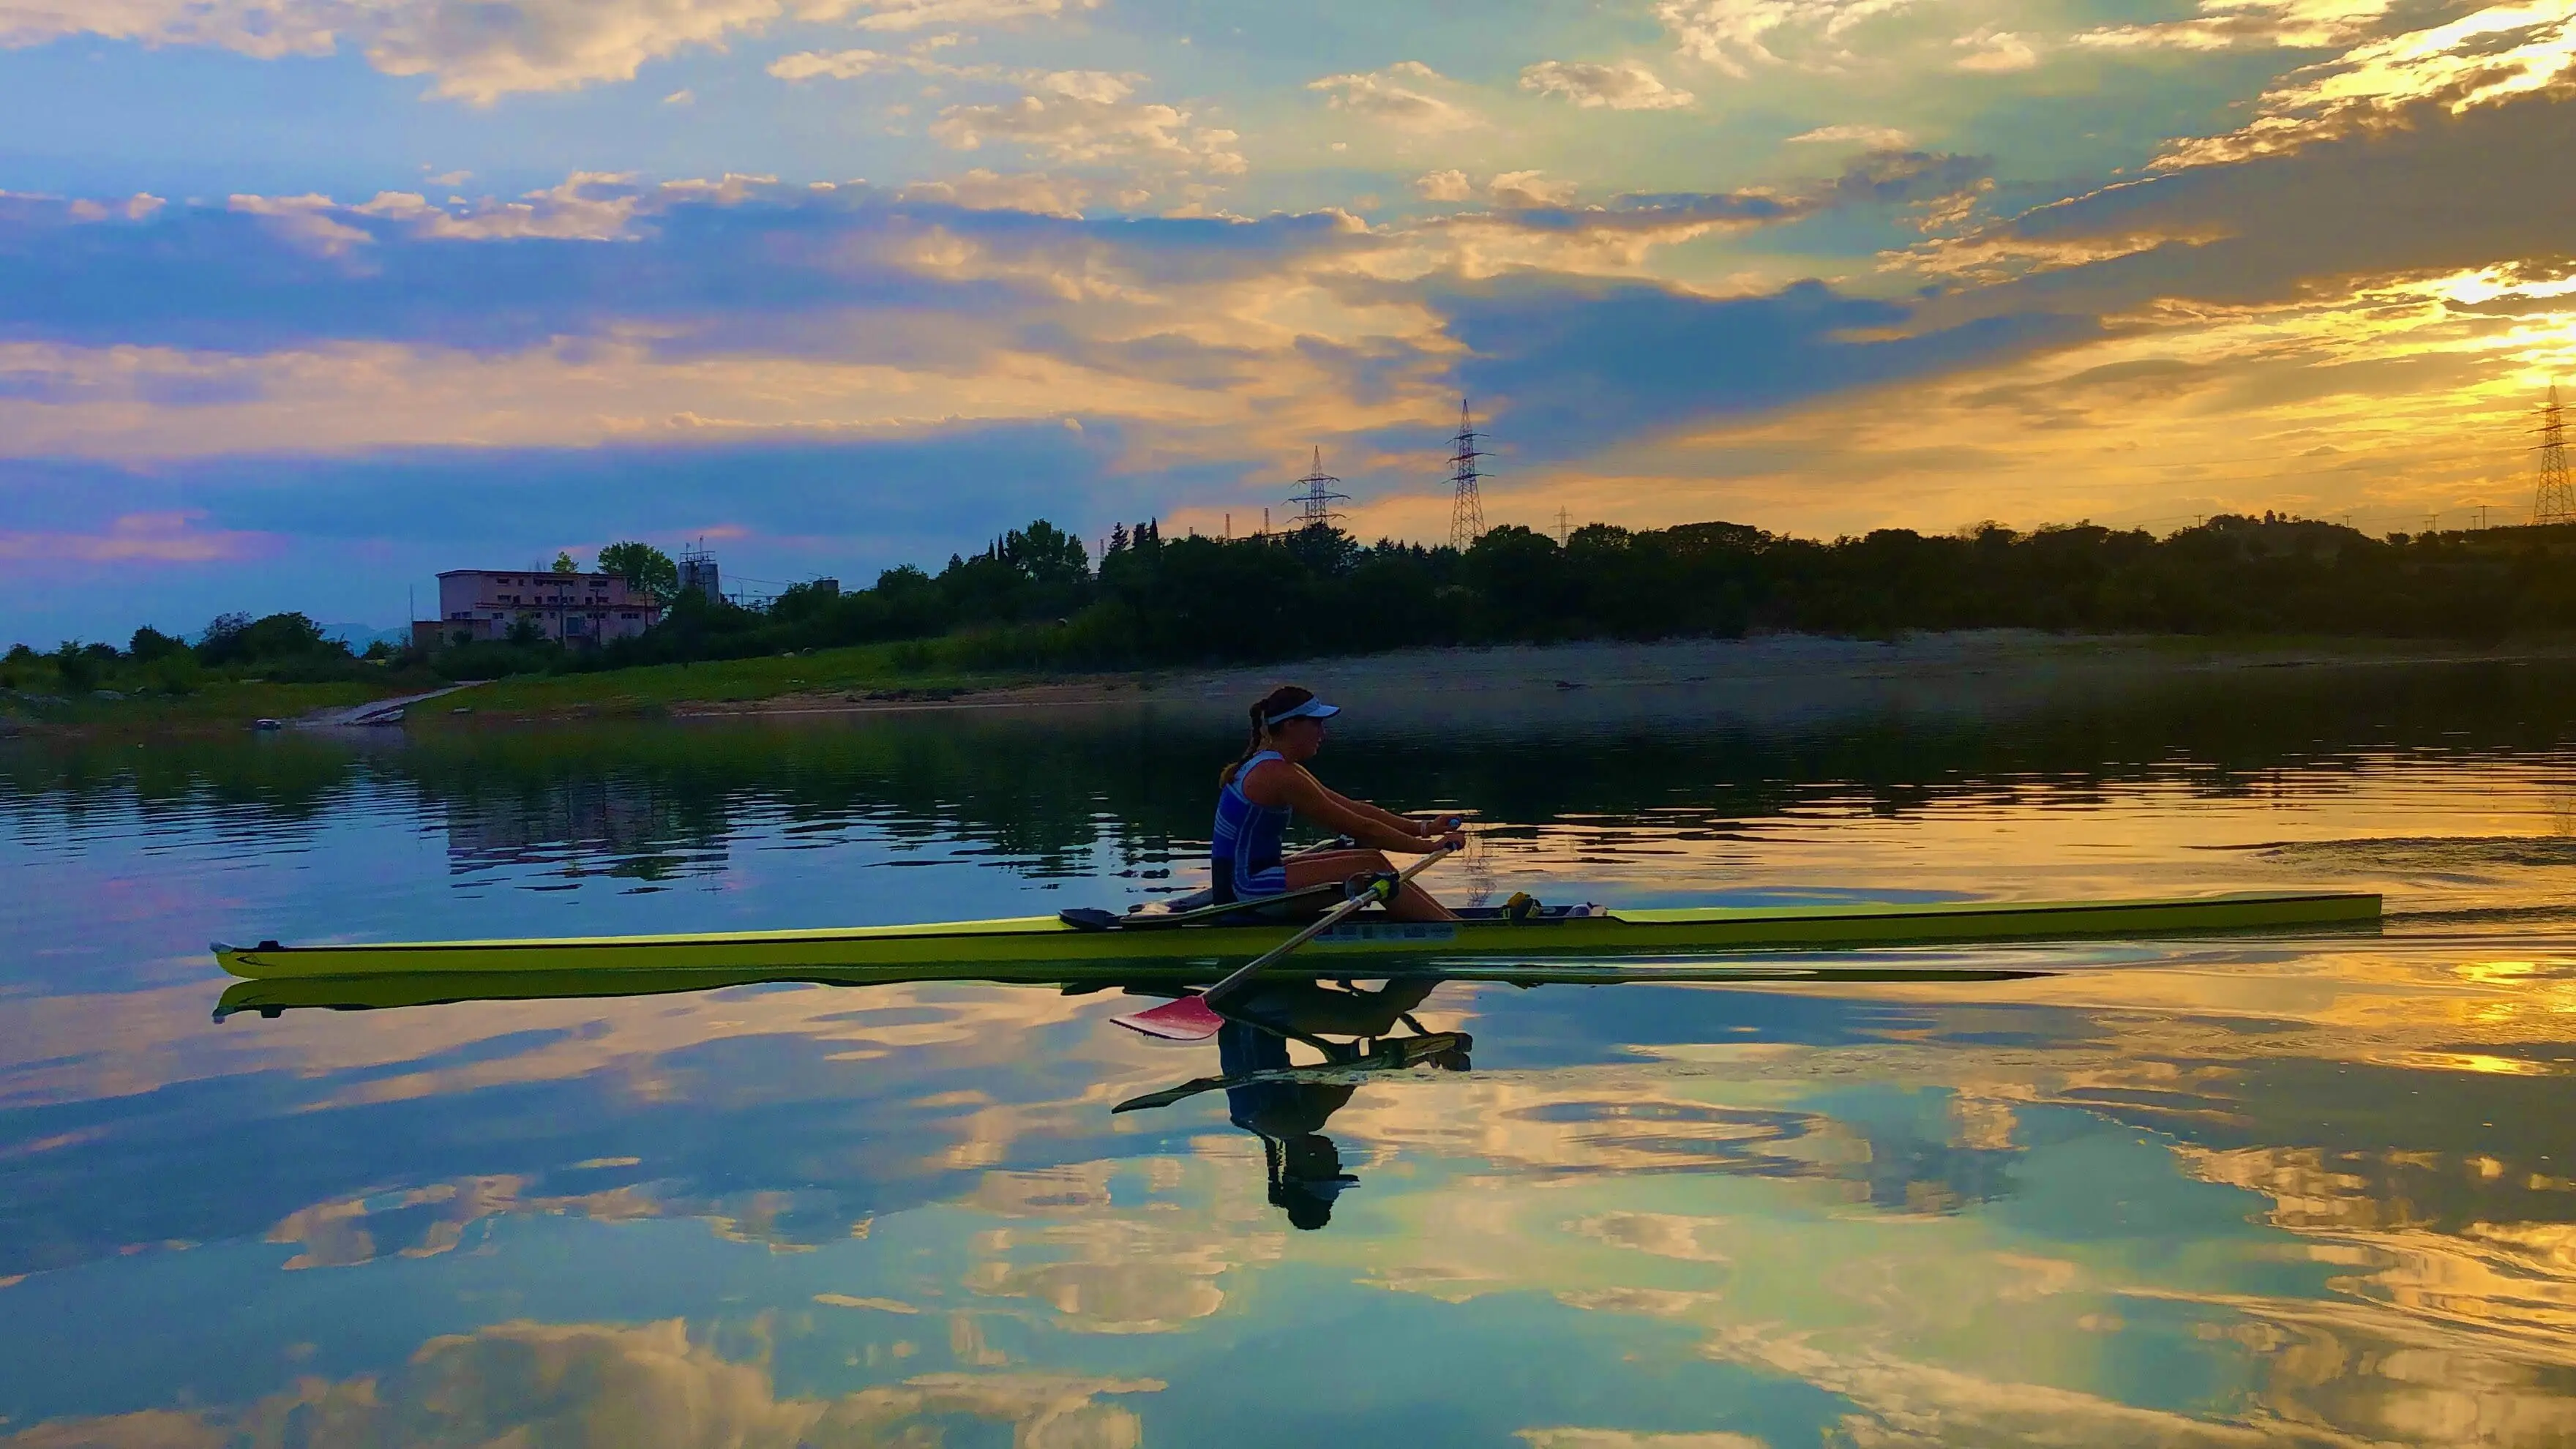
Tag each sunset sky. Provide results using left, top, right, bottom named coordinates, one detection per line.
left=3, top=0, right=2571, bottom=640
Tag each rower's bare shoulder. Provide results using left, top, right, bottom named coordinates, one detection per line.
left=1239, top=756, right=1317, bottom=806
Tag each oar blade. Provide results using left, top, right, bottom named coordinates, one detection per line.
left=1111, top=993, right=1227, bottom=1041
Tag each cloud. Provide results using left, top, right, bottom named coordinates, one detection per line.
left=1308, top=61, right=1482, bottom=131
left=1490, top=171, right=1581, bottom=209
left=770, top=46, right=1137, bottom=102
left=897, top=168, right=1091, bottom=217
left=771, top=46, right=902, bottom=78
left=1519, top=59, right=1696, bottom=110
left=845, top=0, right=1096, bottom=29
left=1437, top=274, right=2089, bottom=460
left=0, top=511, right=271, bottom=564
left=0, top=177, right=1410, bottom=471
left=2075, top=0, right=2395, bottom=52
left=1911, top=0, right=2576, bottom=310
left=1655, top=0, right=1924, bottom=75
left=0, top=0, right=1100, bottom=102
left=1388, top=156, right=1965, bottom=274
left=2156, top=0, right=2576, bottom=166
left=1415, top=169, right=1476, bottom=202
left=930, top=91, right=1244, bottom=173
left=1952, top=28, right=2039, bottom=71
left=1, top=1319, right=1162, bottom=1448
left=1789, top=123, right=1912, bottom=146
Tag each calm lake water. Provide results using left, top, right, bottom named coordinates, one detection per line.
left=5, top=659, right=2575, bottom=1448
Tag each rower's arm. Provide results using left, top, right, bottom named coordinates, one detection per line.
left=1271, top=767, right=1434, bottom=853
left=1316, top=784, right=1432, bottom=839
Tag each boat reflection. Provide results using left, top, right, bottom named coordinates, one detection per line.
left=1114, top=978, right=1473, bottom=1230
left=211, top=956, right=2045, bottom=1020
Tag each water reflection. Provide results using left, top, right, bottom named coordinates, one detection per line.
left=8, top=660, right=2576, bottom=1445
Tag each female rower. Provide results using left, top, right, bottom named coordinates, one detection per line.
left=1211, top=684, right=1464, bottom=922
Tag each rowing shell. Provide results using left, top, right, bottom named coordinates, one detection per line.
left=211, top=890, right=2380, bottom=982
left=214, top=959, right=2067, bottom=1020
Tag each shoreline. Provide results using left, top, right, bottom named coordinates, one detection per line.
left=498, top=631, right=2576, bottom=730
left=8, top=630, right=2572, bottom=739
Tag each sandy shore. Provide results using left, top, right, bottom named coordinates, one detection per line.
left=668, top=631, right=2576, bottom=733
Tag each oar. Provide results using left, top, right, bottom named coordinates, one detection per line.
left=1110, top=842, right=1459, bottom=1041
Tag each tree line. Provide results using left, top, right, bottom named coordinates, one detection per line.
left=12, top=512, right=2574, bottom=697
left=582, top=512, right=2576, bottom=673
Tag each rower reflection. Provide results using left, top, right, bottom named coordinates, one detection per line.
left=1117, top=977, right=1472, bottom=1231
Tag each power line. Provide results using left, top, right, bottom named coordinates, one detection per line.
left=1289, top=446, right=1349, bottom=530
left=1449, top=397, right=1486, bottom=552
left=2535, top=383, right=2574, bottom=525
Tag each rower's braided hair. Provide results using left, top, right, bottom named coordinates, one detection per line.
left=1221, top=684, right=1315, bottom=785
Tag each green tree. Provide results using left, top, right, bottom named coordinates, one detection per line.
left=552, top=551, right=579, bottom=574
left=53, top=641, right=101, bottom=692
left=130, top=626, right=190, bottom=662
left=598, top=542, right=680, bottom=601
left=197, top=613, right=337, bottom=666
left=1000, top=520, right=1090, bottom=584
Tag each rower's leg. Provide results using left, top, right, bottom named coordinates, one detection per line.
left=1281, top=850, right=1459, bottom=922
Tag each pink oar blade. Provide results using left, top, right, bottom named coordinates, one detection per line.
left=1111, top=993, right=1227, bottom=1041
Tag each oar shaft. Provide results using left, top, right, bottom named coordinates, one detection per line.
left=1203, top=843, right=1454, bottom=1003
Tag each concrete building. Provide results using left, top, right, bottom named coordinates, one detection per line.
left=415, top=570, right=663, bottom=651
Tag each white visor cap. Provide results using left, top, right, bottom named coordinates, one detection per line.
left=1265, top=697, right=1342, bottom=727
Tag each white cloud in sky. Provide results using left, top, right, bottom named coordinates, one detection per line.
left=931, top=92, right=1243, bottom=173
left=1487, top=171, right=1580, bottom=208
left=1415, top=169, right=1475, bottom=201
left=897, top=168, right=1090, bottom=216
left=2074, top=0, right=2394, bottom=52
left=1519, top=59, right=1695, bottom=109
left=772, top=47, right=899, bottom=78
left=0, top=0, right=1098, bottom=101
left=771, top=47, right=1134, bottom=100
left=1952, top=28, right=2039, bottom=70
left=1789, top=123, right=1912, bottom=145
left=1655, top=0, right=1924, bottom=74
left=844, top=0, right=1093, bottom=30
left=1307, top=61, right=1481, bottom=131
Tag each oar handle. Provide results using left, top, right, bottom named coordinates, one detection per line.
left=1202, top=842, right=1456, bottom=1006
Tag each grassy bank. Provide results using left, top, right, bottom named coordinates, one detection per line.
left=15, top=626, right=2571, bottom=739
left=0, top=678, right=413, bottom=735
left=1, top=632, right=1092, bottom=735
left=430, top=636, right=1087, bottom=721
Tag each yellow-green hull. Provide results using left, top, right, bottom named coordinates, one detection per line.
left=217, top=958, right=2067, bottom=1019
left=212, top=890, right=2380, bottom=981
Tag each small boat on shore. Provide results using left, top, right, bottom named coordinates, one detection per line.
left=212, top=889, right=2380, bottom=983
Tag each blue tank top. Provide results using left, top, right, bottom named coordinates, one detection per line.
left=1211, top=750, right=1292, bottom=902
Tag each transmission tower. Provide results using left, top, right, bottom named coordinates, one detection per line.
left=1448, top=398, right=1487, bottom=552
left=2536, top=384, right=2575, bottom=525
left=1289, top=446, right=1349, bottom=530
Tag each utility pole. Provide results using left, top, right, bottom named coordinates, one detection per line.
left=1448, top=399, right=1486, bottom=552
left=2536, top=384, right=2575, bottom=525
left=1555, top=507, right=1571, bottom=545
left=1289, top=447, right=1349, bottom=530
